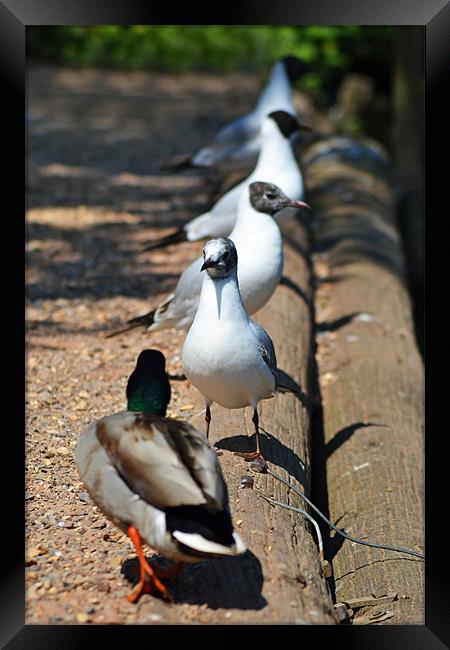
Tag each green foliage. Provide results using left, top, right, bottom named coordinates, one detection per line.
left=26, top=26, right=394, bottom=110
left=27, top=25, right=393, bottom=78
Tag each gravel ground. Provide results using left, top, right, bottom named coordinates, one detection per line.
left=26, top=64, right=320, bottom=624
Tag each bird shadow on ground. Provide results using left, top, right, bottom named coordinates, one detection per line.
left=315, top=312, right=362, bottom=333
left=313, top=421, right=389, bottom=566
left=282, top=231, right=310, bottom=269
left=215, top=431, right=307, bottom=488
left=325, top=421, right=387, bottom=460
left=122, top=550, right=267, bottom=610
left=279, top=275, right=311, bottom=310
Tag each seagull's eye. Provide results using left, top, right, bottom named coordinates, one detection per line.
left=222, top=251, right=229, bottom=260
left=265, top=192, right=276, bottom=200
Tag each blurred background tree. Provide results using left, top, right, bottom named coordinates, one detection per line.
left=26, top=25, right=423, bottom=351
left=26, top=26, right=392, bottom=101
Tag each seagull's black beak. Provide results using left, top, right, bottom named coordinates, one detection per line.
left=200, top=258, right=216, bottom=272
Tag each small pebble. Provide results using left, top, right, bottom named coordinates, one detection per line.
left=76, top=612, right=90, bottom=623
left=78, top=491, right=92, bottom=504
left=240, top=475, right=254, bottom=489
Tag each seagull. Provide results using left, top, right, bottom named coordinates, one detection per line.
left=163, top=56, right=310, bottom=172
left=144, top=110, right=309, bottom=252
left=107, top=182, right=309, bottom=337
left=76, top=349, right=246, bottom=603
left=182, top=238, right=281, bottom=465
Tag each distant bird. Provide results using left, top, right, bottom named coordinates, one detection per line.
left=182, top=238, right=280, bottom=464
left=145, top=110, right=309, bottom=252
left=76, top=349, right=246, bottom=603
left=107, top=182, right=309, bottom=338
left=162, top=56, right=310, bottom=172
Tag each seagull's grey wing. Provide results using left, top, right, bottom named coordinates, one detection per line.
left=152, top=256, right=203, bottom=330
left=185, top=178, right=247, bottom=241
left=249, top=319, right=279, bottom=388
left=192, top=114, right=260, bottom=168
left=95, top=412, right=227, bottom=511
left=215, top=113, right=258, bottom=145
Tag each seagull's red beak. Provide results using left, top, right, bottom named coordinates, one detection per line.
left=288, top=200, right=311, bottom=210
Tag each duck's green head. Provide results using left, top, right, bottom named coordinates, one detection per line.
left=126, top=349, right=171, bottom=416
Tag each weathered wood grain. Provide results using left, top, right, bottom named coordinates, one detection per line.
left=303, top=136, right=424, bottom=624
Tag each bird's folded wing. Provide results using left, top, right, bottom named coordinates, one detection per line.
left=95, top=412, right=226, bottom=511
left=249, top=319, right=279, bottom=388
left=215, top=113, right=257, bottom=145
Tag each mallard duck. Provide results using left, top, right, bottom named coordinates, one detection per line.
left=76, top=349, right=246, bottom=603
left=143, top=110, right=308, bottom=253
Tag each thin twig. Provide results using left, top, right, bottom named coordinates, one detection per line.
left=261, top=467, right=425, bottom=560
left=258, top=492, right=324, bottom=560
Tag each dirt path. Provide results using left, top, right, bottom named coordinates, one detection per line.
left=26, top=64, right=322, bottom=624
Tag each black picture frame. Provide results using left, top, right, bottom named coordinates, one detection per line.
left=5, top=0, right=447, bottom=647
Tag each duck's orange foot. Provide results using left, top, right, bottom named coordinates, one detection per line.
left=127, top=575, right=157, bottom=604
left=126, top=562, right=173, bottom=604
left=126, top=525, right=174, bottom=604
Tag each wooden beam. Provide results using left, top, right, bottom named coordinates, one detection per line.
left=303, top=136, right=424, bottom=625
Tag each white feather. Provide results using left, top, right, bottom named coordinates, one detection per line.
left=172, top=530, right=246, bottom=556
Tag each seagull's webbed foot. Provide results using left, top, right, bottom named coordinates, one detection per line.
left=233, top=451, right=268, bottom=472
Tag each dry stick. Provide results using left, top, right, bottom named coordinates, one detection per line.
left=257, top=466, right=425, bottom=560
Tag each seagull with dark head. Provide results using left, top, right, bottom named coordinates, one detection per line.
left=162, top=55, right=311, bottom=172
left=145, top=109, right=310, bottom=252
left=107, top=182, right=309, bottom=338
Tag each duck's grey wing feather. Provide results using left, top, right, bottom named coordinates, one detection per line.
left=95, top=411, right=226, bottom=511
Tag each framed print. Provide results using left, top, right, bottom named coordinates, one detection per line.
left=2, top=0, right=446, bottom=647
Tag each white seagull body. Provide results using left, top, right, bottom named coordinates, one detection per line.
left=182, top=237, right=280, bottom=462
left=186, top=114, right=305, bottom=242
left=107, top=182, right=309, bottom=338
left=182, top=272, right=277, bottom=410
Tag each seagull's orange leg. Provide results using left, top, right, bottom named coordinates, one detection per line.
left=126, top=526, right=173, bottom=603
